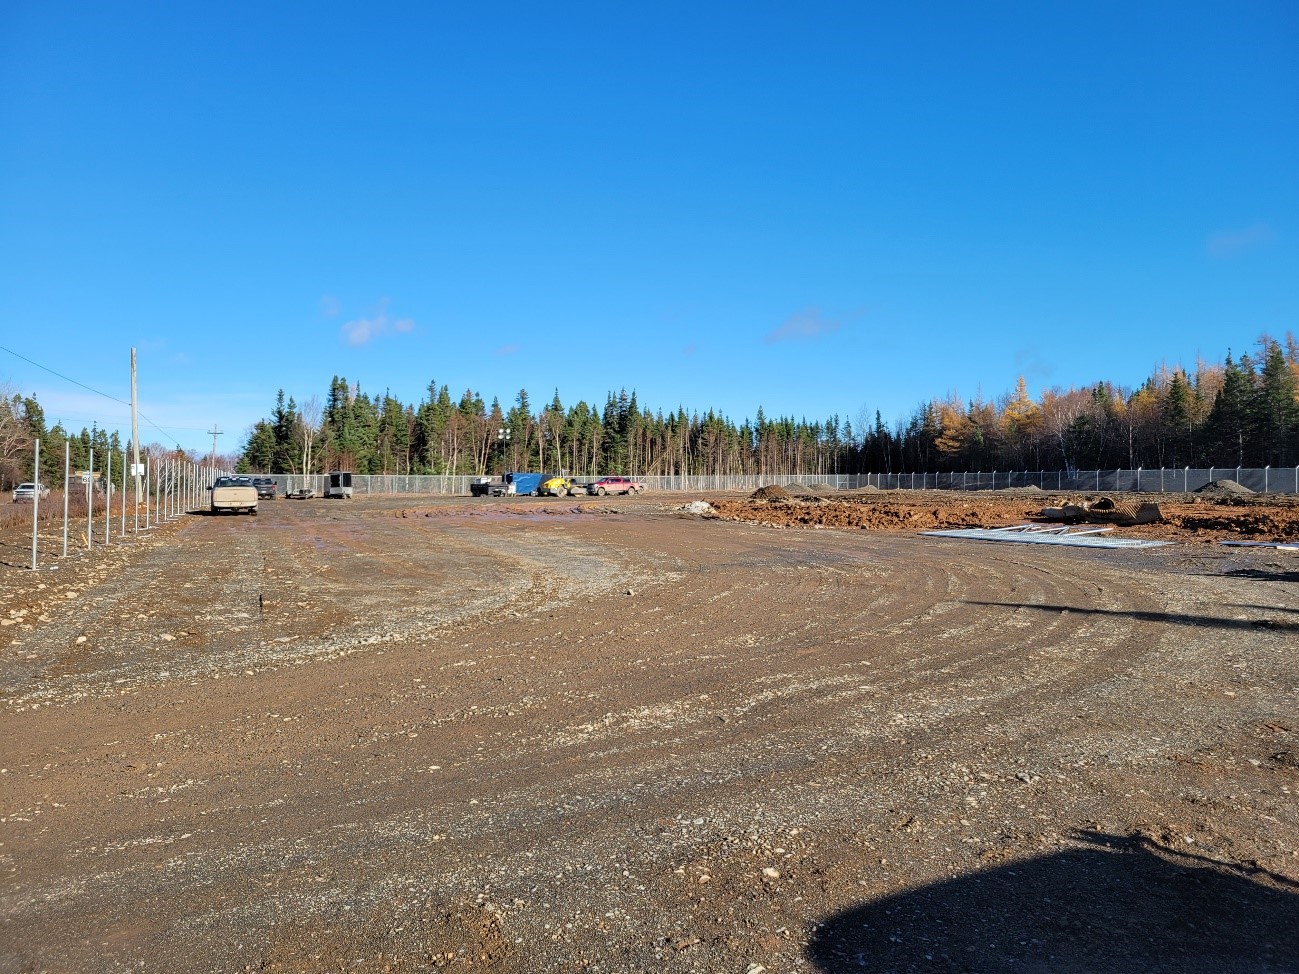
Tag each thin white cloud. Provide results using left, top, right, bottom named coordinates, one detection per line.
left=320, top=294, right=342, bottom=318
left=340, top=298, right=416, bottom=347
left=765, top=308, right=844, bottom=344
left=495, top=343, right=520, bottom=356
left=1207, top=223, right=1275, bottom=259
left=1013, top=345, right=1055, bottom=382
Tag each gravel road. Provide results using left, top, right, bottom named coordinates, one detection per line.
left=2, top=495, right=1296, bottom=973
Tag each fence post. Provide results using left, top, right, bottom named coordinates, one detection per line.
left=63, top=442, right=70, bottom=557
left=1264, top=465, right=1269, bottom=493
left=87, top=448, right=94, bottom=550
left=105, top=452, right=112, bottom=543
left=1136, top=467, right=1141, bottom=491
left=1184, top=466, right=1188, bottom=493
left=30, top=438, right=40, bottom=570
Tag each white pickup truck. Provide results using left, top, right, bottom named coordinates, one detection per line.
left=210, top=476, right=258, bottom=515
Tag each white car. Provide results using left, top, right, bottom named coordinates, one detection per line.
left=12, top=482, right=50, bottom=502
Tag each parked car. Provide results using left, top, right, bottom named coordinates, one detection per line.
left=252, top=477, right=278, bottom=500
left=587, top=476, right=645, bottom=496
left=12, top=482, right=50, bottom=502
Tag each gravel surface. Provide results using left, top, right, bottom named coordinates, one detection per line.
left=2, top=493, right=1296, bottom=973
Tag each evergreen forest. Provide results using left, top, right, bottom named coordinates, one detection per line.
left=235, top=337, right=1299, bottom=478
left=3, top=336, right=1297, bottom=487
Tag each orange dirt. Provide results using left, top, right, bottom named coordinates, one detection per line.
left=711, top=487, right=1299, bottom=544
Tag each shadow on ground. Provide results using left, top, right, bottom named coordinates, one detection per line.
left=807, top=831, right=1298, bottom=973
left=966, top=601, right=1299, bottom=633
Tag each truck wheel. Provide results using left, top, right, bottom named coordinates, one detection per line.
left=597, top=487, right=607, bottom=496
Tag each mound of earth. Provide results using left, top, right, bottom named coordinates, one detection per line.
left=751, top=484, right=791, bottom=500
left=1196, top=479, right=1255, bottom=496
left=1004, top=485, right=1045, bottom=494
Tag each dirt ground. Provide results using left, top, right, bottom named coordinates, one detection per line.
left=1, top=489, right=1296, bottom=973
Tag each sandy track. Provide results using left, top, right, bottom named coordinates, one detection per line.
left=2, top=496, right=1296, bottom=973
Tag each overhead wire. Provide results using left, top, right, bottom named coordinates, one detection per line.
left=0, top=342, right=201, bottom=450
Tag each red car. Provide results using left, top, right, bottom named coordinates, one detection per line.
left=587, top=476, right=645, bottom=496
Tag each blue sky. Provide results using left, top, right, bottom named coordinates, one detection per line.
left=2, top=3, right=1295, bottom=455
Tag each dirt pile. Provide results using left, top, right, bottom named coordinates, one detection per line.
left=751, top=484, right=792, bottom=501
left=1196, top=479, right=1255, bottom=497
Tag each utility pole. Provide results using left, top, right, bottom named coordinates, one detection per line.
left=208, top=426, right=223, bottom=473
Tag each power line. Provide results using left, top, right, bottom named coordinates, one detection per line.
left=0, top=341, right=194, bottom=449
left=0, top=341, right=131, bottom=407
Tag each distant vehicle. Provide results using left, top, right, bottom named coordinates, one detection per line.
left=587, top=476, right=645, bottom=496
left=540, top=475, right=581, bottom=497
left=209, top=476, right=258, bottom=515
left=325, top=471, right=354, bottom=499
left=468, top=473, right=550, bottom=497
left=471, top=477, right=509, bottom=497
left=252, top=477, right=278, bottom=500
left=12, top=482, right=50, bottom=503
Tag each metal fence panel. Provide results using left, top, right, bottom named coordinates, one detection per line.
left=260, top=466, right=1299, bottom=496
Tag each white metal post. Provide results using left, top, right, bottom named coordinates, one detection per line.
left=30, top=438, right=40, bottom=571
left=87, top=448, right=94, bottom=550
left=120, top=451, right=126, bottom=537
left=105, top=451, right=111, bottom=544
left=63, top=442, right=70, bottom=557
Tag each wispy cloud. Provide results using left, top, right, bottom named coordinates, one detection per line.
left=320, top=294, right=342, bottom=318
left=340, top=298, right=416, bottom=347
left=495, top=343, right=520, bottom=356
left=1013, top=345, right=1055, bottom=382
left=764, top=307, right=844, bottom=344
left=1207, top=223, right=1275, bottom=259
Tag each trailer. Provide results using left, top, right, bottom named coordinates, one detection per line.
left=469, top=473, right=547, bottom=497
left=324, top=471, right=354, bottom=499
left=504, top=472, right=545, bottom=496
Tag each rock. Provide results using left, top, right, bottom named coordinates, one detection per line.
left=762, top=867, right=781, bottom=879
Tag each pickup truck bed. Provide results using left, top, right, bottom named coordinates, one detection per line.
left=210, top=477, right=258, bottom=515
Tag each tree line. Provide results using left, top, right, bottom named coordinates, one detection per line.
left=235, top=335, right=1298, bottom=478
left=0, top=389, right=194, bottom=489
left=3, top=334, right=1295, bottom=488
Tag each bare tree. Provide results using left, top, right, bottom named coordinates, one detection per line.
left=0, top=385, right=29, bottom=486
left=296, top=395, right=322, bottom=475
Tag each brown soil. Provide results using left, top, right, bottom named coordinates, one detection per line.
left=710, top=487, right=1299, bottom=544
left=1, top=492, right=1296, bottom=973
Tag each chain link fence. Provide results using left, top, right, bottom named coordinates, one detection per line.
left=264, top=466, right=1299, bottom=497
